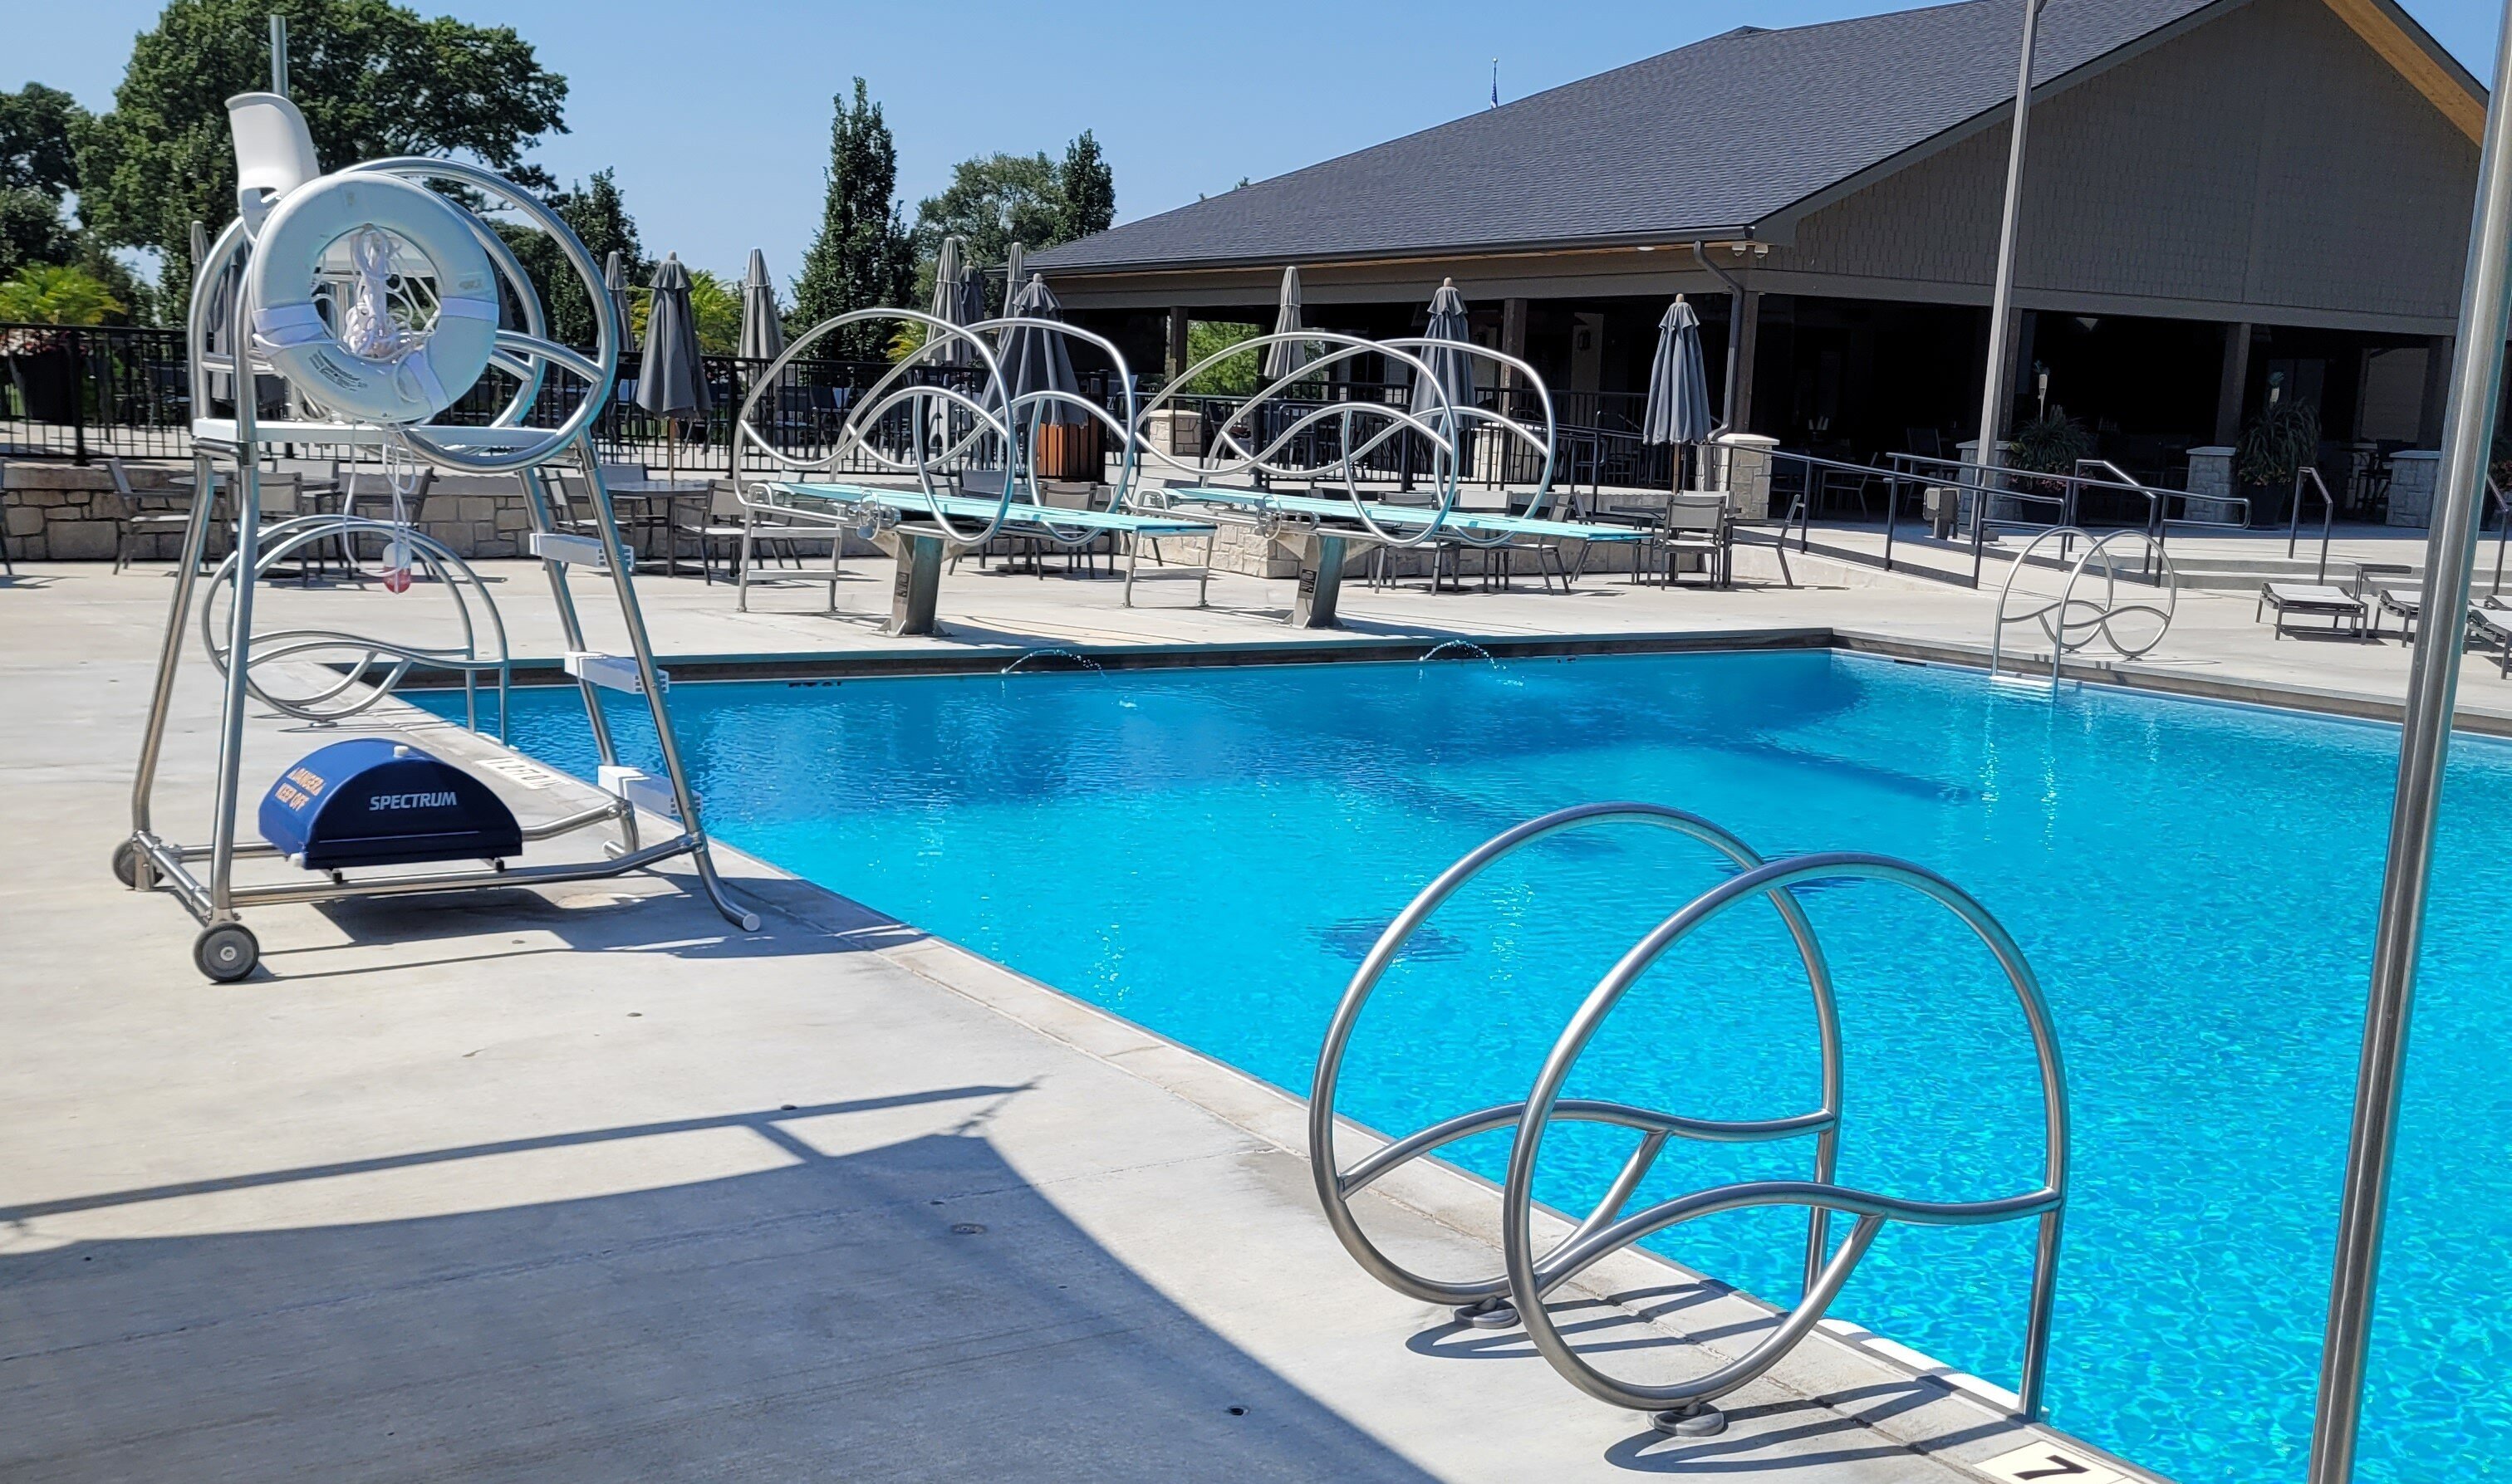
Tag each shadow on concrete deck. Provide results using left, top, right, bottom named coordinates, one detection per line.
left=0, top=1088, right=1439, bottom=1482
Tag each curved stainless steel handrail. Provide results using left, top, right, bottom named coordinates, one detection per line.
left=199, top=514, right=511, bottom=732
left=1499, top=851, right=2068, bottom=1428
left=1309, top=803, right=1842, bottom=1315
left=1311, top=807, right=2072, bottom=1435
left=1989, top=526, right=2177, bottom=684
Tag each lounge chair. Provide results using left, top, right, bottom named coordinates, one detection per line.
left=2257, top=580, right=2365, bottom=639
left=2470, top=600, right=2512, bottom=677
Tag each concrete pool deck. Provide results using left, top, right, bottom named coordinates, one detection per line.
left=7, top=543, right=2456, bottom=1481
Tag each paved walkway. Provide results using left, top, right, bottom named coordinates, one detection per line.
left=11, top=541, right=2458, bottom=1482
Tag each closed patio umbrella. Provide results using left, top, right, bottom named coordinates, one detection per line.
left=1643, top=296, right=1715, bottom=488
left=1263, top=265, right=1308, bottom=382
left=604, top=250, right=635, bottom=350
left=1004, top=241, right=1025, bottom=301
left=1409, top=278, right=1476, bottom=478
left=929, top=235, right=972, bottom=364
left=998, top=274, right=1082, bottom=428
left=635, top=252, right=712, bottom=482
left=738, top=247, right=784, bottom=362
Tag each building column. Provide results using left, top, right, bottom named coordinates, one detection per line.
left=2214, top=321, right=2254, bottom=445
left=2420, top=334, right=2455, bottom=447
left=1727, top=289, right=1761, bottom=434
left=1499, top=297, right=1528, bottom=393
left=1166, top=307, right=1190, bottom=380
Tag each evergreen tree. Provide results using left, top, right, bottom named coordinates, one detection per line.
left=790, top=78, right=911, bottom=362
left=1057, top=130, right=1115, bottom=242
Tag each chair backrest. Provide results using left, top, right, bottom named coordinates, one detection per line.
left=1665, top=492, right=1728, bottom=533
left=958, top=468, right=1009, bottom=500
left=598, top=462, right=647, bottom=487
left=710, top=480, right=745, bottom=520
left=225, top=93, right=321, bottom=236
left=106, top=455, right=137, bottom=497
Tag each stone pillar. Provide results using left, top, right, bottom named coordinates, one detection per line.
left=2214, top=322, right=2253, bottom=445
left=1706, top=432, right=1779, bottom=517
left=2387, top=449, right=2442, bottom=528
left=1727, top=290, right=1761, bottom=434
left=1166, top=307, right=1190, bottom=380
left=2183, top=446, right=2241, bottom=524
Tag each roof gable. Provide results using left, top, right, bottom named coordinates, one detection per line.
left=1032, top=0, right=2314, bottom=274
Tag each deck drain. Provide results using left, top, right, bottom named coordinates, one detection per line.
left=950, top=1222, right=986, bottom=1235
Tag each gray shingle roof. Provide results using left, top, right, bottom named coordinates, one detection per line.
left=1032, top=0, right=2222, bottom=273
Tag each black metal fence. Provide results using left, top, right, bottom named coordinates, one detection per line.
left=2, top=323, right=194, bottom=461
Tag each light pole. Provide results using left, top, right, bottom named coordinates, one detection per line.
left=2306, top=2, right=2512, bottom=1477
left=1969, top=0, right=2047, bottom=513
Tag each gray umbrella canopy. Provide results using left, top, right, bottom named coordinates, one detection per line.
left=1004, top=241, right=1025, bottom=299
left=996, top=274, right=1082, bottom=427
left=1263, top=265, right=1308, bottom=381
left=738, top=247, right=785, bottom=361
left=928, top=236, right=974, bottom=364
left=604, top=250, right=635, bottom=350
left=635, top=255, right=710, bottom=418
left=1408, top=277, right=1476, bottom=436
left=1643, top=296, right=1715, bottom=448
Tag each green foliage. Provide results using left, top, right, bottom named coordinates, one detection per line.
left=911, top=131, right=1119, bottom=312
left=790, top=78, right=913, bottom=363
left=2236, top=394, right=2323, bottom=490
left=2007, top=409, right=2093, bottom=476
left=1181, top=321, right=1264, bottom=396
left=499, top=168, right=645, bottom=347
left=0, top=264, right=125, bottom=325
left=0, top=84, right=87, bottom=199
left=78, top=0, right=567, bottom=316
left=1057, top=130, right=1115, bottom=242
left=0, top=186, right=75, bottom=280
left=629, top=267, right=740, bottom=355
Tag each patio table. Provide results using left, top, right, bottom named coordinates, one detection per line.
left=605, top=479, right=714, bottom=575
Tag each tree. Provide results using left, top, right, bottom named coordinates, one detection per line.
left=790, top=78, right=913, bottom=362
left=79, top=0, right=567, bottom=316
left=1057, top=129, right=1115, bottom=242
left=0, top=188, right=75, bottom=281
left=912, top=132, right=1117, bottom=312
left=0, top=264, right=125, bottom=326
left=0, top=84, right=86, bottom=198
left=500, top=168, right=645, bottom=348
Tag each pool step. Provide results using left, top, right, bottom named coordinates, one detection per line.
left=564, top=651, right=667, bottom=695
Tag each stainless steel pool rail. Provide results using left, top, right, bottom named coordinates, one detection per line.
left=1310, top=803, right=2070, bottom=1437
left=1988, top=526, right=2177, bottom=686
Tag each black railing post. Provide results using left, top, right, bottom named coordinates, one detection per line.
left=69, top=326, right=89, bottom=466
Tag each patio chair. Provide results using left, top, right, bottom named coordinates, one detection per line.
left=2470, top=599, right=2512, bottom=677
left=1656, top=492, right=1734, bottom=588
left=110, top=457, right=196, bottom=572
left=674, top=481, right=756, bottom=586
left=2256, top=580, right=2365, bottom=639
left=2354, top=562, right=2421, bottom=642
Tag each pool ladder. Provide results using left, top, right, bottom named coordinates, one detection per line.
left=1987, top=526, right=2177, bottom=688
left=1309, top=802, right=2070, bottom=1437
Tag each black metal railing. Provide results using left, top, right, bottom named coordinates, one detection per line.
left=2, top=323, right=193, bottom=462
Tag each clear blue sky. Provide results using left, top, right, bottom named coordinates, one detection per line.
left=10, top=0, right=2505, bottom=288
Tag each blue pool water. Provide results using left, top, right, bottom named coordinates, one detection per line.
left=421, top=651, right=2512, bottom=1484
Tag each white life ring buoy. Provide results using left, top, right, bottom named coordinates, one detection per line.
left=246, top=169, right=498, bottom=425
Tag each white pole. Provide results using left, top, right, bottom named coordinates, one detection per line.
left=1969, top=0, right=2046, bottom=507
left=2306, top=2, right=2512, bottom=1475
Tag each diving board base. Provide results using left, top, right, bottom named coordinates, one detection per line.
left=1293, top=532, right=1350, bottom=629
left=884, top=531, right=947, bottom=636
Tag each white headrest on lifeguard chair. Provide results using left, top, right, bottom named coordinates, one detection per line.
left=226, top=92, right=321, bottom=238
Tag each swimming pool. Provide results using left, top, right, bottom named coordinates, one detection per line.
left=424, top=649, right=2512, bottom=1484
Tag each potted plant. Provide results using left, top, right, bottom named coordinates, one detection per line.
left=2236, top=378, right=2322, bottom=526
left=2006, top=408, right=2093, bottom=520
left=0, top=265, right=125, bottom=424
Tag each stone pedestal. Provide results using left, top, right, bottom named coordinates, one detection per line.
left=2181, top=446, right=2245, bottom=525
left=2387, top=450, right=2442, bottom=528
left=1704, top=433, right=1778, bottom=519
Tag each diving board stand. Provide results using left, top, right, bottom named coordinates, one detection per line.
left=757, top=481, right=1219, bottom=637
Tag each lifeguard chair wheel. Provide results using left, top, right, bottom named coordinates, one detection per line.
left=194, top=923, right=260, bottom=982
left=112, top=839, right=142, bottom=889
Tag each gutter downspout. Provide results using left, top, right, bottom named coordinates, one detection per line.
left=1693, top=240, right=1748, bottom=435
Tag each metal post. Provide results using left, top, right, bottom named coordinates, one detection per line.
left=2306, top=3, right=2512, bottom=1475
left=268, top=15, right=288, bottom=97
left=1970, top=0, right=2046, bottom=492
left=68, top=326, right=89, bottom=465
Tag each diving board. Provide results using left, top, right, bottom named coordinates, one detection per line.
left=756, top=480, right=1217, bottom=635
left=1165, top=484, right=1653, bottom=627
